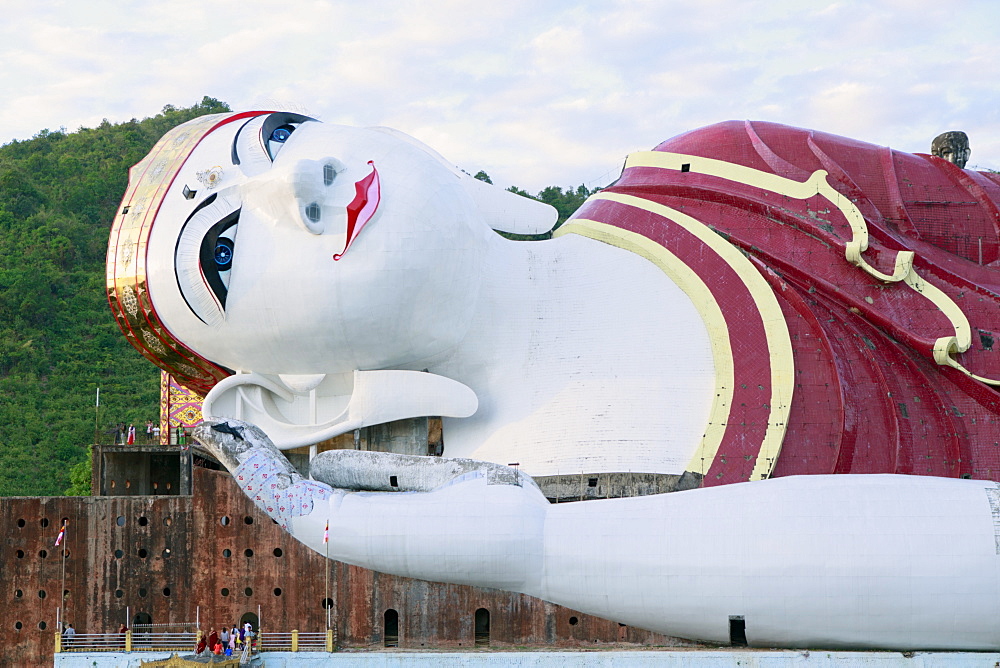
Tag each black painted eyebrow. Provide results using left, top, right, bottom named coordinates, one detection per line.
left=231, top=118, right=257, bottom=166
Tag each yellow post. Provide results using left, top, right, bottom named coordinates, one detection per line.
left=257, top=631, right=263, bottom=652
left=54, top=631, right=61, bottom=654
left=291, top=629, right=299, bottom=652
left=325, top=628, right=334, bottom=652
left=125, top=629, right=132, bottom=652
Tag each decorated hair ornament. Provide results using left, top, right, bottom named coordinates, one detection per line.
left=107, top=111, right=276, bottom=393
left=196, top=166, right=225, bottom=189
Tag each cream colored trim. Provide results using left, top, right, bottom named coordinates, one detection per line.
left=625, top=151, right=1000, bottom=386
left=625, top=152, right=914, bottom=282
left=555, top=219, right=733, bottom=477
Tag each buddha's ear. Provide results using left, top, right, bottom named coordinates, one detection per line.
left=368, top=126, right=558, bottom=235
left=201, top=369, right=478, bottom=451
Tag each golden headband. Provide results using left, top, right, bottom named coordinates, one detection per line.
left=106, top=111, right=272, bottom=393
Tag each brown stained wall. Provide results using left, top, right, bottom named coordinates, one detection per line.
left=1, top=467, right=687, bottom=666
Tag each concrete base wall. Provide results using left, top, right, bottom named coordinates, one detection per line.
left=55, top=651, right=1000, bottom=668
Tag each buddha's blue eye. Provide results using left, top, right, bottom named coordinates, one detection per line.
left=271, top=126, right=293, bottom=143
left=214, top=238, right=234, bottom=270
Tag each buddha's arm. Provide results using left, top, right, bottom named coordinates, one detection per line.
left=192, top=419, right=548, bottom=591
left=193, top=419, right=1000, bottom=649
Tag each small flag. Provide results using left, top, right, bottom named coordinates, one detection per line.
left=55, top=521, right=67, bottom=547
left=323, top=520, right=329, bottom=544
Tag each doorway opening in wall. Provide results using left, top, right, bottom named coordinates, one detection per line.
left=729, top=616, right=747, bottom=646
left=240, top=612, right=260, bottom=636
left=132, top=612, right=152, bottom=649
left=474, top=608, right=490, bottom=647
left=383, top=609, right=399, bottom=647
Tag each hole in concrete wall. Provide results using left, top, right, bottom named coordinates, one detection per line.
left=273, top=548, right=283, bottom=557
left=273, top=588, right=282, bottom=596
left=163, top=517, right=172, bottom=526
left=729, top=616, right=747, bottom=647
left=220, top=516, right=231, bottom=526
left=38, top=590, right=46, bottom=599
left=38, top=621, right=46, bottom=630
left=138, top=548, right=148, bottom=558
left=115, top=589, right=123, bottom=598
left=390, top=475, right=398, bottom=487
left=569, top=616, right=579, bottom=625
left=163, top=587, right=171, bottom=597
left=681, top=163, right=691, bottom=172
left=15, top=550, right=23, bottom=559
left=588, top=478, right=598, bottom=488
left=223, top=549, right=232, bottom=558
left=40, top=518, right=49, bottom=528
left=16, top=519, right=24, bottom=528
left=244, top=516, right=254, bottom=525
left=114, top=549, right=123, bottom=559
left=244, top=549, right=254, bottom=558
left=138, top=516, right=148, bottom=526
left=321, top=598, right=333, bottom=610
left=474, top=608, right=490, bottom=647
left=162, top=548, right=171, bottom=558
left=15, top=621, right=22, bottom=630
left=384, top=609, right=399, bottom=647
left=221, top=588, right=230, bottom=597
left=116, top=516, right=126, bottom=527
left=38, top=550, right=47, bottom=559
left=139, top=588, right=147, bottom=597
left=244, top=587, right=253, bottom=597
left=15, top=589, right=23, bottom=598
left=63, top=590, right=69, bottom=601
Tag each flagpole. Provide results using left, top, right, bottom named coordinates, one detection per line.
left=94, top=388, right=100, bottom=446
left=324, top=519, right=330, bottom=631
left=59, top=520, right=67, bottom=633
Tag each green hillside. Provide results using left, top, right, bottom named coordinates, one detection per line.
left=0, top=97, right=231, bottom=496
left=0, top=98, right=597, bottom=497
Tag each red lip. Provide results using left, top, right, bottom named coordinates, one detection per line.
left=333, top=161, right=380, bottom=261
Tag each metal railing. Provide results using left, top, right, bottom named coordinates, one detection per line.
left=259, top=630, right=331, bottom=652
left=54, top=629, right=335, bottom=653
left=56, top=631, right=196, bottom=652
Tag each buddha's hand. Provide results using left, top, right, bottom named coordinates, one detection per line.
left=192, top=418, right=548, bottom=591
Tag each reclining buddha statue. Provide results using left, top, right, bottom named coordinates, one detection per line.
left=107, top=111, right=1000, bottom=650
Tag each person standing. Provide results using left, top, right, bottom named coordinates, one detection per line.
left=63, top=623, right=75, bottom=648
left=127, top=424, right=136, bottom=445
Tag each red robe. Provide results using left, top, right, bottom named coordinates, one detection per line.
left=570, top=120, right=1000, bottom=485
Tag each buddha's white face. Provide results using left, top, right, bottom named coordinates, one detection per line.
left=145, top=115, right=490, bottom=375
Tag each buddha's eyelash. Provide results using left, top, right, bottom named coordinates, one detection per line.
left=174, top=192, right=241, bottom=325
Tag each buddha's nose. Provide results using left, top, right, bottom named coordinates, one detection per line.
left=241, top=158, right=345, bottom=234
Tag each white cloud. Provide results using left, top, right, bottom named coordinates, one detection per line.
left=1, top=0, right=999, bottom=186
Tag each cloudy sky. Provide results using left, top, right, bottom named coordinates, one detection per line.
left=2, top=0, right=998, bottom=192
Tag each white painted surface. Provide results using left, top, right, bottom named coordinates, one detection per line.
left=196, top=420, right=1000, bottom=653
left=52, top=650, right=1000, bottom=668
left=159, top=117, right=717, bottom=476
